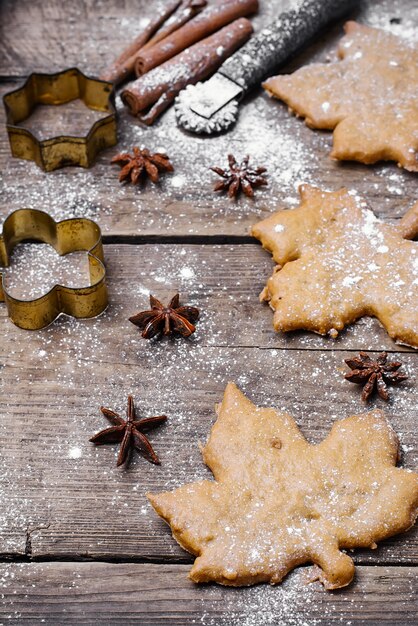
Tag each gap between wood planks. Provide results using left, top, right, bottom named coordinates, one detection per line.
left=65, top=345, right=417, bottom=358
left=0, top=552, right=416, bottom=567
left=102, top=235, right=257, bottom=245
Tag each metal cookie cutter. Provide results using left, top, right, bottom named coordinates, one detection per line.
left=3, top=68, right=117, bottom=171
left=0, top=209, right=108, bottom=330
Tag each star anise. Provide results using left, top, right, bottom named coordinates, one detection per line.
left=111, top=147, right=174, bottom=185
left=129, top=293, right=199, bottom=339
left=211, top=154, right=268, bottom=198
left=344, top=352, right=408, bottom=401
left=90, top=395, right=167, bottom=466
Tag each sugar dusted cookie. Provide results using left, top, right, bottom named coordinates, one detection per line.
left=251, top=185, right=418, bottom=347
left=148, top=383, right=418, bottom=589
left=263, top=22, right=418, bottom=171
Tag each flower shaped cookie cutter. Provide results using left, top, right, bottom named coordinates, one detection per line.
left=0, top=209, right=108, bottom=330
left=3, top=68, right=117, bottom=171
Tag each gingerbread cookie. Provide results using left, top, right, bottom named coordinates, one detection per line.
left=263, top=22, right=418, bottom=171
left=251, top=185, right=418, bottom=347
left=148, top=383, right=418, bottom=589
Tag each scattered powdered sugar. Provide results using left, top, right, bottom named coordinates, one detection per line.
left=3, top=244, right=90, bottom=299
left=194, top=568, right=322, bottom=626
left=2, top=1, right=415, bottom=236
left=362, top=0, right=418, bottom=43
left=256, top=188, right=417, bottom=350
left=180, top=266, right=196, bottom=279
left=0, top=89, right=321, bottom=234
left=110, top=93, right=321, bottom=217
left=376, top=167, right=414, bottom=205
left=0, top=159, right=114, bottom=224
left=0, top=243, right=416, bottom=554
left=0, top=559, right=415, bottom=624
left=0, top=0, right=417, bottom=621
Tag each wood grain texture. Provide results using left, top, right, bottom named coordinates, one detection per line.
left=1, top=243, right=416, bottom=352
left=0, top=562, right=417, bottom=625
left=1, top=0, right=416, bottom=78
left=1, top=0, right=417, bottom=239
left=0, top=244, right=416, bottom=562
left=0, top=0, right=417, bottom=622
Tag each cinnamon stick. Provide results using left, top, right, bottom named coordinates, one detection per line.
left=134, top=0, right=258, bottom=76
left=121, top=18, right=253, bottom=125
left=141, top=0, right=208, bottom=52
left=100, top=0, right=181, bottom=85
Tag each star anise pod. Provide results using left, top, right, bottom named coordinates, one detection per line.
left=211, top=154, right=268, bottom=198
left=111, top=147, right=173, bottom=185
left=344, top=352, right=408, bottom=401
left=90, top=395, right=167, bottom=467
left=129, top=293, right=200, bottom=339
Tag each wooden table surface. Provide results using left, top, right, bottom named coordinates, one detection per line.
left=0, top=0, right=417, bottom=624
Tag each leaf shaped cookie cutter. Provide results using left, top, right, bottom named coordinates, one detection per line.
left=0, top=209, right=108, bottom=330
left=3, top=68, right=117, bottom=171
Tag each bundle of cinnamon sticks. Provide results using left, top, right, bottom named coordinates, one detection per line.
left=100, top=0, right=258, bottom=124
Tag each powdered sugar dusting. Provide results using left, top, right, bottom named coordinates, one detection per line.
left=362, top=0, right=418, bottom=43
left=3, top=244, right=90, bottom=299
left=0, top=0, right=417, bottom=620
left=0, top=88, right=321, bottom=234
left=0, top=242, right=416, bottom=563
left=254, top=188, right=418, bottom=346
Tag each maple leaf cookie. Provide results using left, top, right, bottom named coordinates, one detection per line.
left=251, top=185, right=418, bottom=347
left=263, top=22, right=418, bottom=171
left=148, top=383, right=418, bottom=589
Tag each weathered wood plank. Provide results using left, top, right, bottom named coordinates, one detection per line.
left=0, top=6, right=417, bottom=625
left=1, top=0, right=416, bottom=77
left=0, top=243, right=417, bottom=353
left=1, top=0, right=417, bottom=238
left=0, top=244, right=416, bottom=561
left=0, top=562, right=416, bottom=625
left=1, top=81, right=416, bottom=240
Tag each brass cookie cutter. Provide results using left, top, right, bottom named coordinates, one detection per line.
left=3, top=68, right=117, bottom=171
left=0, top=209, right=108, bottom=330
